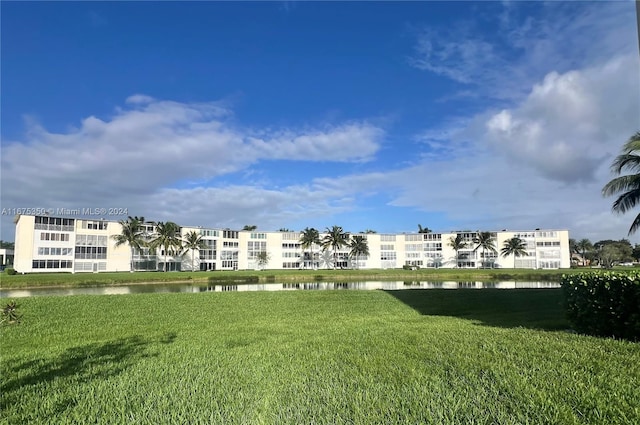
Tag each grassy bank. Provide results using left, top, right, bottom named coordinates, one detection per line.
left=2, top=289, right=639, bottom=424
left=0, top=267, right=596, bottom=289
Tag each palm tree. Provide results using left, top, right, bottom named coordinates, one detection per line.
left=448, top=234, right=467, bottom=268
left=242, top=225, right=258, bottom=231
left=576, top=238, right=594, bottom=266
left=500, top=237, right=528, bottom=268
left=149, top=221, right=182, bottom=272
left=182, top=231, right=207, bottom=272
left=348, top=235, right=369, bottom=269
left=299, top=227, right=321, bottom=269
left=418, top=224, right=432, bottom=234
left=602, top=131, right=640, bottom=234
left=256, top=251, right=270, bottom=270
left=321, top=225, right=349, bottom=269
left=112, top=216, right=146, bottom=272
left=473, top=231, right=497, bottom=268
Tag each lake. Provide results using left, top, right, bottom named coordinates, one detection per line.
left=0, top=280, right=560, bottom=298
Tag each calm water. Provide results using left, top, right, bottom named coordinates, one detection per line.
left=0, top=281, right=560, bottom=298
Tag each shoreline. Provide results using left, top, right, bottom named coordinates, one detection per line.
left=0, top=268, right=590, bottom=290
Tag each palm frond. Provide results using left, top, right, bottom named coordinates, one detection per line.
left=628, top=212, right=640, bottom=235
left=611, top=153, right=640, bottom=174
left=610, top=189, right=640, bottom=214
left=602, top=175, right=640, bottom=197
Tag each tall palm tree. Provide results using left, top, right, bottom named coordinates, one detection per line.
left=149, top=221, right=182, bottom=272
left=182, top=230, right=207, bottom=272
left=448, top=234, right=467, bottom=268
left=242, top=225, right=258, bottom=231
left=602, top=131, right=640, bottom=234
left=500, top=237, right=528, bottom=268
left=299, top=227, right=321, bottom=269
left=576, top=238, right=594, bottom=266
left=321, top=225, right=349, bottom=269
left=473, top=231, right=497, bottom=268
left=112, top=216, right=146, bottom=272
left=348, top=235, right=370, bottom=269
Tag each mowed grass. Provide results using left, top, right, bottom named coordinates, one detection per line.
left=1, top=289, right=639, bottom=424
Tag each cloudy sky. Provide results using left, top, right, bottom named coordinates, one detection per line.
left=1, top=1, right=639, bottom=242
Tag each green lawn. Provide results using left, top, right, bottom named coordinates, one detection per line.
left=0, top=267, right=595, bottom=289
left=1, top=289, right=639, bottom=424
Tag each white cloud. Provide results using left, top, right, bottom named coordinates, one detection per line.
left=410, top=1, right=637, bottom=101
left=479, top=54, right=639, bottom=183
left=0, top=97, right=383, bottom=238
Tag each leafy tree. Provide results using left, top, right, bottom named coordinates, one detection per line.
left=417, top=224, right=432, bottom=234
left=182, top=231, right=207, bottom=272
left=278, top=228, right=293, bottom=232
left=112, top=216, right=147, bottom=272
left=593, top=239, right=633, bottom=267
left=149, top=222, right=182, bottom=272
left=632, top=244, right=640, bottom=262
left=256, top=251, right=270, bottom=270
left=0, top=240, right=14, bottom=250
left=500, top=237, right=528, bottom=268
left=362, top=229, right=377, bottom=234
left=348, top=235, right=369, bottom=269
left=447, top=234, right=467, bottom=268
left=602, top=131, right=640, bottom=234
left=598, top=245, right=623, bottom=269
left=321, top=225, right=349, bottom=269
left=473, top=231, right=497, bottom=268
left=242, top=225, right=258, bottom=231
left=299, top=227, right=321, bottom=269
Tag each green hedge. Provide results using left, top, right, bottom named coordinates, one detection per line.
left=561, top=272, right=640, bottom=341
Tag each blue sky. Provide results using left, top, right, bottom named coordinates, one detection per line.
left=1, top=1, right=639, bottom=242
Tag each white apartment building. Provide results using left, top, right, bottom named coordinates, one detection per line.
left=12, top=214, right=570, bottom=273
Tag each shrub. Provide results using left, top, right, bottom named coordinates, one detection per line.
left=5, top=267, right=17, bottom=275
left=1, top=300, right=22, bottom=325
left=561, top=272, right=640, bottom=341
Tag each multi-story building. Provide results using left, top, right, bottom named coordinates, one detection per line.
left=0, top=248, right=14, bottom=269
left=12, top=214, right=571, bottom=273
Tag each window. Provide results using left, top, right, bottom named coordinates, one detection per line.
left=281, top=232, right=301, bottom=240
left=223, top=230, right=238, bottom=239
left=74, top=246, right=107, bottom=259
left=282, top=243, right=301, bottom=249
left=539, top=260, right=561, bottom=269
left=380, top=251, right=396, bottom=261
left=536, top=241, right=560, bottom=247
left=423, top=233, right=442, bottom=241
left=82, top=220, right=108, bottom=230
left=247, top=241, right=267, bottom=259
left=380, top=235, right=396, bottom=242
left=380, top=244, right=395, bottom=251
left=405, top=234, right=422, bottom=242
left=223, top=241, right=239, bottom=248
left=536, top=231, right=558, bottom=238
left=282, top=262, right=301, bottom=269
left=424, top=242, right=442, bottom=251
left=220, top=251, right=238, bottom=260
left=200, top=229, right=219, bottom=237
